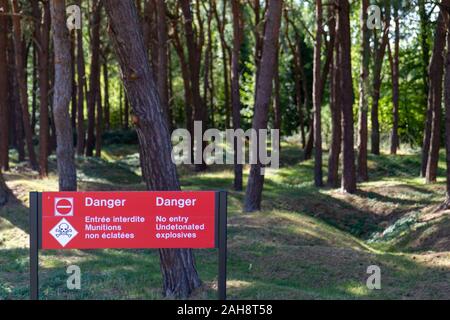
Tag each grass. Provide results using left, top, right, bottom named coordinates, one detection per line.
left=0, top=142, right=449, bottom=300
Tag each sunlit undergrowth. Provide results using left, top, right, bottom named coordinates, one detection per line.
left=0, top=142, right=449, bottom=300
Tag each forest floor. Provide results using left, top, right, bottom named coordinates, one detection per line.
left=0, top=141, right=449, bottom=300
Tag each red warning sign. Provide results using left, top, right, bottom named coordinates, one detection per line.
left=54, top=198, right=74, bottom=216
left=41, top=191, right=217, bottom=250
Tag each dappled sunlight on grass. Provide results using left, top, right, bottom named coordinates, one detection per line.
left=340, top=282, right=371, bottom=297
left=1, top=142, right=450, bottom=299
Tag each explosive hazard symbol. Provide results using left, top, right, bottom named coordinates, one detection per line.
left=49, top=218, right=78, bottom=247
left=54, top=197, right=74, bottom=216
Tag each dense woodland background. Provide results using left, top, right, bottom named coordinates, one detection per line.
left=0, top=0, right=449, bottom=299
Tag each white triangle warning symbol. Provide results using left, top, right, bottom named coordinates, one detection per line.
left=49, top=218, right=78, bottom=247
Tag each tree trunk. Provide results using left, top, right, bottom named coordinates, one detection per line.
left=389, top=2, right=400, bottom=155
left=31, top=42, right=37, bottom=135
left=103, top=59, right=110, bottom=131
left=171, top=17, right=194, bottom=150
left=11, top=0, right=39, bottom=171
left=104, top=0, right=201, bottom=298
left=420, top=0, right=432, bottom=177
left=0, top=0, right=9, bottom=171
left=124, top=91, right=129, bottom=130
left=71, top=32, right=77, bottom=131
left=32, top=0, right=51, bottom=178
left=180, top=0, right=208, bottom=172
left=337, top=0, right=356, bottom=194
left=8, top=32, right=25, bottom=162
left=244, top=0, right=283, bottom=212
left=50, top=0, right=77, bottom=192
left=313, top=0, right=323, bottom=187
left=0, top=170, right=9, bottom=206
left=86, top=0, right=102, bottom=157
left=76, top=0, right=86, bottom=155
left=284, top=16, right=306, bottom=148
left=371, top=0, right=391, bottom=155
left=357, top=0, right=370, bottom=181
left=155, top=0, right=170, bottom=128
left=273, top=47, right=282, bottom=138
left=444, top=11, right=450, bottom=205
left=328, top=3, right=341, bottom=188
left=231, top=0, right=243, bottom=191
left=95, top=82, right=103, bottom=158
left=213, top=0, right=231, bottom=128
left=426, top=10, right=448, bottom=183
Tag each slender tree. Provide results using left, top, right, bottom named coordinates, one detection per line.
left=357, top=0, right=370, bottom=181
left=0, top=169, right=9, bottom=206
left=0, top=0, right=9, bottom=171
left=213, top=0, right=231, bottom=127
left=443, top=7, right=450, bottom=208
left=171, top=14, right=194, bottom=143
left=11, top=0, right=39, bottom=170
left=426, top=7, right=448, bottom=183
left=180, top=0, right=208, bottom=171
left=371, top=0, right=391, bottom=155
left=313, top=0, right=323, bottom=187
left=76, top=0, right=86, bottom=155
left=337, top=0, right=356, bottom=193
left=231, top=0, right=243, bottom=191
left=50, top=0, right=77, bottom=191
left=389, top=1, right=400, bottom=155
left=104, top=0, right=201, bottom=298
left=328, top=3, right=341, bottom=188
left=32, top=0, right=51, bottom=177
left=8, top=32, right=25, bottom=162
left=244, top=0, right=283, bottom=212
left=102, top=55, right=110, bottom=130
left=155, top=0, right=170, bottom=127
left=284, top=13, right=306, bottom=148
left=86, top=0, right=102, bottom=157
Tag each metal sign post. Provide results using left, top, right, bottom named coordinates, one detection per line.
left=29, top=192, right=40, bottom=300
left=218, top=191, right=227, bottom=300
left=29, top=191, right=227, bottom=300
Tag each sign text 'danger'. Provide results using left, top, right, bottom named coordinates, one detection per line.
left=41, top=191, right=217, bottom=250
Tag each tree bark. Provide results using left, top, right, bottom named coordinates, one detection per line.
left=313, top=0, right=323, bottom=187
left=337, top=0, right=356, bottom=194
left=95, top=80, right=103, bottom=157
left=426, top=9, right=448, bottom=183
left=328, top=3, right=341, bottom=188
left=0, top=169, right=9, bottom=206
left=273, top=46, right=282, bottom=138
left=0, top=0, right=9, bottom=171
left=213, top=0, right=231, bottom=128
left=171, top=15, right=194, bottom=146
left=180, top=0, right=208, bottom=171
left=284, top=16, right=306, bottom=148
left=371, top=0, right=390, bottom=155
left=444, top=8, right=450, bottom=205
left=11, top=0, right=39, bottom=170
left=389, top=2, right=400, bottom=155
left=32, top=0, right=51, bottom=178
left=155, top=0, right=170, bottom=128
left=86, top=0, right=102, bottom=157
left=50, top=0, right=77, bottom=191
left=104, top=0, right=201, bottom=298
left=7, top=31, right=25, bottom=162
left=103, top=58, right=110, bottom=131
left=231, top=0, right=243, bottom=191
left=244, top=0, right=283, bottom=212
left=420, top=0, right=432, bottom=177
left=357, top=0, right=370, bottom=181
left=76, top=0, right=86, bottom=155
